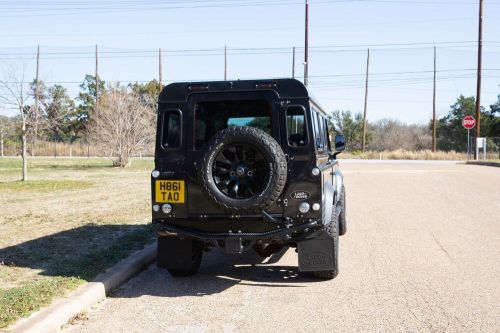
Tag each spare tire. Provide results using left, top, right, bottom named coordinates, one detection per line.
left=199, top=126, right=287, bottom=213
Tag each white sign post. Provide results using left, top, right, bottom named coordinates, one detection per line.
left=476, top=137, right=486, bottom=160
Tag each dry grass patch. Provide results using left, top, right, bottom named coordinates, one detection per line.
left=0, top=180, right=93, bottom=192
left=342, top=149, right=467, bottom=160
left=0, top=158, right=155, bottom=330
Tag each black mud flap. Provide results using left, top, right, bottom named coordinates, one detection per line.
left=297, top=231, right=336, bottom=272
left=157, top=236, right=199, bottom=270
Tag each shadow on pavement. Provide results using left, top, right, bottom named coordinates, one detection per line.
left=115, top=247, right=322, bottom=298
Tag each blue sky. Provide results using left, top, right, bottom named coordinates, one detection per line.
left=0, top=0, right=499, bottom=124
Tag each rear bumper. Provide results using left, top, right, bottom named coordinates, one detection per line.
left=154, top=220, right=321, bottom=241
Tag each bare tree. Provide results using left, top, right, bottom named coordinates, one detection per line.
left=88, top=87, right=155, bottom=167
left=0, top=113, right=10, bottom=157
left=28, top=79, right=48, bottom=155
left=368, top=119, right=432, bottom=151
left=0, top=64, right=31, bottom=180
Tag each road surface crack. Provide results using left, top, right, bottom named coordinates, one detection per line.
left=431, top=233, right=452, bottom=262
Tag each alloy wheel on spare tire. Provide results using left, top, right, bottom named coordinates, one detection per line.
left=199, top=126, right=287, bottom=214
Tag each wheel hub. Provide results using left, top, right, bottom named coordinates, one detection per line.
left=236, top=166, right=246, bottom=177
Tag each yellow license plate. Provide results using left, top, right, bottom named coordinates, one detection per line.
left=155, top=180, right=185, bottom=203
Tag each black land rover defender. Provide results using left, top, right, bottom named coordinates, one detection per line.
left=151, top=79, right=346, bottom=280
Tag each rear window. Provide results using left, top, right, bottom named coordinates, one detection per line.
left=193, top=100, right=272, bottom=150
left=286, top=106, right=308, bottom=147
left=161, top=110, right=181, bottom=149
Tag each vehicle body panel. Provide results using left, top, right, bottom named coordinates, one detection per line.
left=152, top=78, right=344, bottom=241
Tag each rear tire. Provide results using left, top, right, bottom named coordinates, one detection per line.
left=312, top=206, right=339, bottom=280
left=339, top=185, right=347, bottom=236
left=167, top=241, right=203, bottom=277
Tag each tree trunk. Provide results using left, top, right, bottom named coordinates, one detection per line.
left=21, top=119, right=28, bottom=181
left=32, top=128, right=37, bottom=157
left=0, top=130, right=4, bottom=157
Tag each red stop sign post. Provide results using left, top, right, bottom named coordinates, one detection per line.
left=462, top=116, right=476, bottom=159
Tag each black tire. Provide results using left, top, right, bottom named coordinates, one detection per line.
left=339, top=185, right=347, bottom=236
left=312, top=207, right=339, bottom=280
left=167, top=241, right=203, bottom=277
left=199, top=126, right=287, bottom=213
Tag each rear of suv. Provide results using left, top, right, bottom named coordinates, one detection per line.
left=151, top=79, right=347, bottom=279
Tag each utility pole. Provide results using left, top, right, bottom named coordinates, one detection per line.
left=432, top=46, right=437, bottom=152
left=224, top=45, right=227, bottom=81
left=475, top=0, right=483, bottom=159
left=304, top=0, right=309, bottom=86
left=95, top=45, right=99, bottom=109
left=292, top=46, right=296, bottom=79
left=159, top=48, right=163, bottom=91
left=362, top=48, right=370, bottom=152
left=34, top=44, right=40, bottom=156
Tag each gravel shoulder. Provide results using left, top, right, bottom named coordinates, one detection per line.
left=65, top=161, right=500, bottom=333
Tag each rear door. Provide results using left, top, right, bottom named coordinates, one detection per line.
left=154, top=104, right=188, bottom=218
left=280, top=101, right=319, bottom=217
left=185, top=90, right=283, bottom=216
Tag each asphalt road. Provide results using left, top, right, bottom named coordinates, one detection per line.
left=66, top=161, right=500, bottom=333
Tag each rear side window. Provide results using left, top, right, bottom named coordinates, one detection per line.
left=311, top=111, right=321, bottom=149
left=286, top=106, right=307, bottom=147
left=162, top=110, right=181, bottom=149
left=311, top=109, right=327, bottom=151
left=318, top=116, right=327, bottom=149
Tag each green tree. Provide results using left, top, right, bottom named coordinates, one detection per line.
left=327, top=110, right=366, bottom=151
left=485, top=94, right=500, bottom=137
left=76, top=74, right=106, bottom=130
left=45, top=85, right=78, bottom=143
left=129, top=80, right=161, bottom=108
left=246, top=117, right=271, bottom=133
left=436, top=95, right=490, bottom=151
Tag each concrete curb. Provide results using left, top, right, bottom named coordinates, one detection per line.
left=466, top=161, right=500, bottom=167
left=340, top=159, right=462, bottom=164
left=9, top=242, right=157, bottom=333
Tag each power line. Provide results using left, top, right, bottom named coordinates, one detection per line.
left=1, top=41, right=499, bottom=58
left=1, top=16, right=499, bottom=39
left=2, top=71, right=498, bottom=86
left=1, top=0, right=499, bottom=18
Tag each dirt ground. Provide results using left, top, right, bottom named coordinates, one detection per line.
left=65, top=161, right=500, bottom=333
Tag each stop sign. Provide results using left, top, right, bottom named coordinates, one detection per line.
left=462, top=116, right=476, bottom=129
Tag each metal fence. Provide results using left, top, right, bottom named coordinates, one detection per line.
left=0, top=141, right=154, bottom=158
left=468, top=137, right=500, bottom=160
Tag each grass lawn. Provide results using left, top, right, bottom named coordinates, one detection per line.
left=0, top=157, right=156, bottom=330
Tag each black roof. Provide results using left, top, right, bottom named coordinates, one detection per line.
left=158, top=78, right=311, bottom=103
